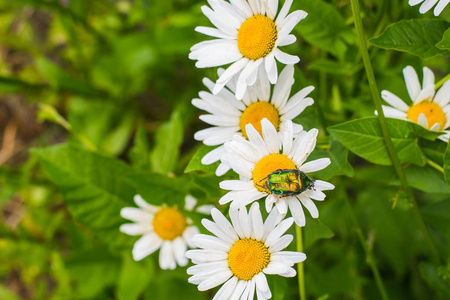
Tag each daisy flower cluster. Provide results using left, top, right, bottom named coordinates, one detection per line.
left=185, top=0, right=335, bottom=298
left=381, top=66, right=450, bottom=142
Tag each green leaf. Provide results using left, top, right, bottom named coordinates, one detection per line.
left=150, top=110, right=183, bottom=174
left=66, top=246, right=121, bottom=298
left=436, top=27, right=450, bottom=49
left=126, top=173, right=189, bottom=207
left=421, top=200, right=450, bottom=239
left=328, top=117, right=440, bottom=166
left=303, top=215, right=334, bottom=249
left=419, top=262, right=450, bottom=298
left=308, top=60, right=360, bottom=76
left=184, top=144, right=220, bottom=173
left=293, top=0, right=354, bottom=59
left=129, top=123, right=151, bottom=170
left=116, top=255, right=154, bottom=300
left=444, top=142, right=450, bottom=186
left=403, top=165, right=450, bottom=194
left=370, top=20, right=450, bottom=58
left=32, top=144, right=137, bottom=250
left=308, top=139, right=354, bottom=180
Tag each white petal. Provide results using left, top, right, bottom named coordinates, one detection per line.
left=434, top=80, right=450, bottom=107
left=269, top=234, right=293, bottom=252
left=422, top=67, right=435, bottom=88
left=300, top=197, right=319, bottom=218
left=202, top=219, right=238, bottom=244
left=381, top=90, right=410, bottom=112
left=198, top=269, right=234, bottom=291
left=120, top=207, right=152, bottom=223
left=263, top=261, right=291, bottom=275
left=418, top=113, right=429, bottom=129
left=132, top=233, right=162, bottom=261
left=261, top=118, right=280, bottom=154
left=159, top=241, right=176, bottom=270
left=213, top=276, right=239, bottom=300
left=173, top=237, right=188, bottom=266
left=434, top=0, right=450, bottom=15
left=265, top=217, right=294, bottom=247
left=202, top=145, right=227, bottom=165
left=120, top=223, right=150, bottom=236
left=381, top=105, right=408, bottom=119
left=299, top=158, right=331, bottom=173
left=250, top=202, right=264, bottom=240
left=191, top=234, right=232, bottom=252
left=403, top=66, right=421, bottom=102
left=274, top=49, right=299, bottom=65
left=288, top=197, right=305, bottom=227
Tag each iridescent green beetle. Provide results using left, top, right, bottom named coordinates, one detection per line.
left=259, top=169, right=313, bottom=197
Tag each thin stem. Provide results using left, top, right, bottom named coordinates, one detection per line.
left=349, top=0, right=441, bottom=263
left=340, top=184, right=390, bottom=300
left=296, top=226, right=306, bottom=300
left=426, top=158, right=445, bottom=174
left=436, top=73, right=450, bottom=89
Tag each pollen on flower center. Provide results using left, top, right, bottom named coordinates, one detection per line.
left=406, top=100, right=446, bottom=130
left=152, top=207, right=187, bottom=241
left=252, top=154, right=296, bottom=192
left=237, top=15, right=277, bottom=60
left=240, top=102, right=280, bottom=139
left=228, top=238, right=270, bottom=280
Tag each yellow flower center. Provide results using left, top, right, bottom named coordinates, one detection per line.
left=152, top=207, right=187, bottom=241
left=406, top=100, right=446, bottom=130
left=252, top=154, right=296, bottom=192
left=237, top=15, right=277, bottom=60
left=239, top=102, right=280, bottom=139
left=228, top=238, right=270, bottom=281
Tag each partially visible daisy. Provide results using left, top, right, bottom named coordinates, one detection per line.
left=409, top=0, right=450, bottom=16
left=120, top=195, right=212, bottom=269
left=189, top=0, right=307, bottom=99
left=186, top=202, right=306, bottom=299
left=193, top=64, right=314, bottom=176
left=381, top=66, right=450, bottom=142
left=219, top=118, right=334, bottom=226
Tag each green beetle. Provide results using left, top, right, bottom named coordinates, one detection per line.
left=258, top=169, right=313, bottom=197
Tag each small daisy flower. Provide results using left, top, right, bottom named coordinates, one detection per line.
left=381, top=66, right=450, bottom=142
left=193, top=64, right=314, bottom=176
left=409, top=0, right=450, bottom=16
left=186, top=202, right=306, bottom=299
left=219, top=118, right=334, bottom=226
left=189, top=0, right=307, bottom=99
left=120, top=195, right=210, bottom=269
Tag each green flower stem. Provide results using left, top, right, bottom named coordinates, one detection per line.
left=296, top=226, right=306, bottom=300
left=426, top=158, right=445, bottom=174
left=436, top=73, right=450, bottom=89
left=340, top=184, right=390, bottom=300
left=349, top=0, right=441, bottom=264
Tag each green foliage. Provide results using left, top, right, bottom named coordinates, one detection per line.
left=370, top=20, right=450, bottom=58
left=294, top=0, right=355, bottom=60
left=437, top=27, right=450, bottom=50
left=32, top=144, right=137, bottom=250
left=1, top=0, right=450, bottom=299
left=150, top=109, right=184, bottom=174
left=328, top=117, right=440, bottom=166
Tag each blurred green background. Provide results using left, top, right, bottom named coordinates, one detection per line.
left=0, top=0, right=449, bottom=299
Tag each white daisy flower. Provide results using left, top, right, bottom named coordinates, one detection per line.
left=193, top=64, right=314, bottom=176
left=120, top=195, right=212, bottom=269
left=409, top=0, right=450, bottom=16
left=380, top=66, right=450, bottom=142
left=186, top=202, right=306, bottom=300
left=189, top=0, right=307, bottom=99
left=219, top=118, right=334, bottom=227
